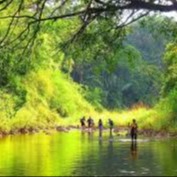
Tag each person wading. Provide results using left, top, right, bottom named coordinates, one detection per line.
left=98, top=119, right=103, bottom=138
left=130, top=119, right=138, bottom=141
left=80, top=116, right=86, bottom=130
left=108, top=118, right=114, bottom=137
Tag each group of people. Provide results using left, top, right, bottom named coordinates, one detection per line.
left=80, top=116, right=138, bottom=141
left=80, top=116, right=95, bottom=130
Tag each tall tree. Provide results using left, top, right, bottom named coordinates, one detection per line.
left=0, top=0, right=177, bottom=51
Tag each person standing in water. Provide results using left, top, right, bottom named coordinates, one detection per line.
left=108, top=118, right=114, bottom=137
left=87, top=117, right=93, bottom=132
left=130, top=119, right=138, bottom=141
left=98, top=119, right=103, bottom=138
left=80, top=116, right=86, bottom=130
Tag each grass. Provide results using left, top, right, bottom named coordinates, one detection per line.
left=0, top=102, right=176, bottom=135
left=59, top=105, right=171, bottom=132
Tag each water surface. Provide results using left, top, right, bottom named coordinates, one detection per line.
left=0, top=130, right=177, bottom=176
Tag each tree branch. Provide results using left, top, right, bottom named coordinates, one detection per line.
left=0, top=0, right=177, bottom=53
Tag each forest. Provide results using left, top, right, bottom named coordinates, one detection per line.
left=0, top=0, right=177, bottom=136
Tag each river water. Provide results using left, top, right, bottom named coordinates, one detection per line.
left=0, top=130, right=177, bottom=176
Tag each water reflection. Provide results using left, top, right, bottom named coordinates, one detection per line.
left=87, top=130, right=94, bottom=141
left=109, top=130, right=114, bottom=142
left=109, top=128, right=113, bottom=138
left=99, top=128, right=102, bottom=138
left=130, top=141, right=138, bottom=160
left=108, top=139, right=114, bottom=157
left=0, top=132, right=177, bottom=176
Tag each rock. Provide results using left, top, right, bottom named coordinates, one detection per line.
left=44, top=130, right=52, bottom=135
left=56, top=126, right=69, bottom=132
left=9, top=130, right=16, bottom=135
left=68, top=125, right=78, bottom=129
left=18, top=128, right=28, bottom=134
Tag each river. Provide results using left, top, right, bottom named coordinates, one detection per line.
left=0, top=130, right=177, bottom=176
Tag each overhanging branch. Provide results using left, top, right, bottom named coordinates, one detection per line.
left=0, top=0, right=176, bottom=52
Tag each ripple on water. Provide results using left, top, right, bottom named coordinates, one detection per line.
left=141, top=167, right=150, bottom=171
left=0, top=131, right=177, bottom=176
left=118, top=138, right=150, bottom=142
left=119, top=169, right=136, bottom=175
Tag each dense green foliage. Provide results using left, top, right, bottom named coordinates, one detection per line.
left=65, top=17, right=172, bottom=109
left=0, top=18, right=95, bottom=133
left=0, top=4, right=177, bottom=134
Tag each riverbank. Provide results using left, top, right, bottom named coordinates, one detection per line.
left=1, top=125, right=177, bottom=139
left=0, top=105, right=176, bottom=140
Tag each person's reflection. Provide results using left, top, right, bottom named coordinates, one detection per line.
left=108, top=138, right=113, bottom=153
left=98, top=119, right=103, bottom=139
left=81, top=129, right=86, bottom=142
left=130, top=141, right=138, bottom=160
left=88, top=129, right=94, bottom=141
left=109, top=128, right=114, bottom=142
left=99, top=137, right=103, bottom=146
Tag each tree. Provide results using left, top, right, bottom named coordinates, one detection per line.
left=162, top=43, right=177, bottom=95
left=0, top=0, right=177, bottom=51
left=126, top=16, right=176, bottom=68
